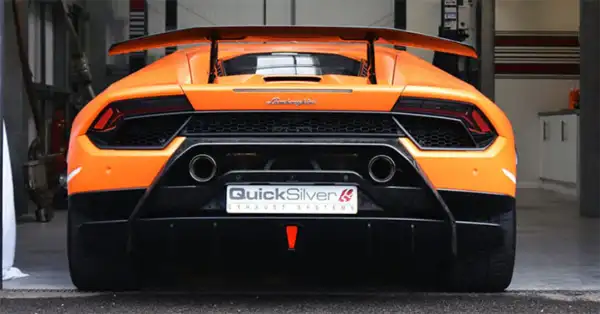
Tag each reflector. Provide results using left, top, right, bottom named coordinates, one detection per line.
left=286, top=225, right=298, bottom=250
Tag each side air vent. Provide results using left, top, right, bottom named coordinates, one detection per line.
left=394, top=115, right=476, bottom=149
left=393, top=97, right=498, bottom=150
left=86, top=96, right=193, bottom=149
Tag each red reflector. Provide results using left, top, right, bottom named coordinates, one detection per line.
left=286, top=225, right=298, bottom=250
left=93, top=108, right=114, bottom=130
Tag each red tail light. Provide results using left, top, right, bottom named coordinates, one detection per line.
left=87, top=95, right=194, bottom=148
left=89, top=96, right=193, bottom=132
left=393, top=97, right=497, bottom=149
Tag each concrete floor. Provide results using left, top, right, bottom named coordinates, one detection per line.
left=2, top=291, right=600, bottom=313
left=3, top=188, right=600, bottom=291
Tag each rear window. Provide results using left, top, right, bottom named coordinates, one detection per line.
left=221, top=52, right=363, bottom=76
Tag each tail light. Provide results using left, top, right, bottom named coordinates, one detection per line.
left=87, top=95, right=193, bottom=148
left=392, top=97, right=497, bottom=149
left=89, top=96, right=193, bottom=132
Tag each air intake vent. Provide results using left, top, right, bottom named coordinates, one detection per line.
left=182, top=112, right=404, bottom=137
left=393, top=97, right=498, bottom=149
left=395, top=115, right=476, bottom=149
left=88, top=115, right=190, bottom=148
left=263, top=76, right=322, bottom=83
left=86, top=96, right=193, bottom=149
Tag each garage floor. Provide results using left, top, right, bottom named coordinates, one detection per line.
left=3, top=188, right=599, bottom=291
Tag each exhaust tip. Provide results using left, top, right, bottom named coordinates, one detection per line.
left=368, top=155, right=396, bottom=183
left=189, top=154, right=217, bottom=183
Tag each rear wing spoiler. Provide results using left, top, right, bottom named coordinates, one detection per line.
left=108, top=25, right=478, bottom=84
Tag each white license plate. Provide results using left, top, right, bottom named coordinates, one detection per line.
left=226, top=185, right=358, bottom=214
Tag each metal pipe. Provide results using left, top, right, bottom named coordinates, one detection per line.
left=579, top=0, right=600, bottom=217
left=165, top=0, right=178, bottom=54
left=263, top=0, right=267, bottom=25
left=40, top=2, right=46, bottom=85
left=479, top=0, right=495, bottom=100
left=39, top=2, right=49, bottom=156
left=0, top=0, right=5, bottom=290
left=290, top=0, right=296, bottom=25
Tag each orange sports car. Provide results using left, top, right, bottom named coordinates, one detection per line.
left=66, top=26, right=517, bottom=292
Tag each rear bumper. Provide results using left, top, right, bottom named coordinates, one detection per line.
left=68, top=137, right=515, bottom=263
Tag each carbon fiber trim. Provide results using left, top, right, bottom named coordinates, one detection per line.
left=125, top=137, right=458, bottom=258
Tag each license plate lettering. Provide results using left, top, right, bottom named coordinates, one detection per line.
left=226, top=185, right=358, bottom=214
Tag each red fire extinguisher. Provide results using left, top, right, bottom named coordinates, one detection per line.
left=569, top=88, right=580, bottom=109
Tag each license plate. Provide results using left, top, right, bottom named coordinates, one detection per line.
left=226, top=185, right=358, bottom=214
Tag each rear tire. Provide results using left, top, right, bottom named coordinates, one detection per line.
left=67, top=210, right=140, bottom=291
left=444, top=206, right=516, bottom=292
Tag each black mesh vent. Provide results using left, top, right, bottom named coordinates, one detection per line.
left=395, top=115, right=475, bottom=148
left=182, top=112, right=404, bottom=137
left=88, top=115, right=189, bottom=148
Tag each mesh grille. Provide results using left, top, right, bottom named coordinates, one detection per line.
left=182, top=112, right=404, bottom=136
left=395, top=115, right=475, bottom=148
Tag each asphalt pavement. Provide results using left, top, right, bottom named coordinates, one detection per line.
left=1, top=291, right=599, bottom=314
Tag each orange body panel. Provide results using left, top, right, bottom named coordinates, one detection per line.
left=68, top=42, right=516, bottom=198
left=401, top=138, right=516, bottom=197
left=67, top=136, right=183, bottom=195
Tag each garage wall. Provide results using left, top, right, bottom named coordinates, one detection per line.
left=143, top=0, right=394, bottom=60
left=177, top=0, right=265, bottom=27
left=87, top=0, right=129, bottom=90
left=407, top=0, right=581, bottom=187
left=494, top=0, right=580, bottom=187
left=295, top=0, right=394, bottom=26
left=406, top=0, right=441, bottom=61
left=405, top=0, right=474, bottom=62
left=496, top=0, right=579, bottom=32
left=89, top=0, right=400, bottom=87
left=3, top=0, right=32, bottom=215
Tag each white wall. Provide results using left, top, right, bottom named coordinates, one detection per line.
left=266, top=0, right=291, bottom=25
left=495, top=0, right=580, bottom=187
left=296, top=0, right=394, bottom=26
left=177, top=0, right=265, bottom=27
left=496, top=0, right=579, bottom=32
left=406, top=0, right=441, bottom=61
left=496, top=79, right=579, bottom=187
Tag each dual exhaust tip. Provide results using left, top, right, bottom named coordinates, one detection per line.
left=189, top=154, right=217, bottom=183
left=367, top=155, right=396, bottom=184
left=188, top=153, right=396, bottom=184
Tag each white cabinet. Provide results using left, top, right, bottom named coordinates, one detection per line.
left=539, top=111, right=579, bottom=194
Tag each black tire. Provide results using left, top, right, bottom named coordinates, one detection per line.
left=35, top=208, right=54, bottom=223
left=67, top=210, right=140, bottom=291
left=444, top=206, right=516, bottom=292
left=52, top=187, right=68, bottom=210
